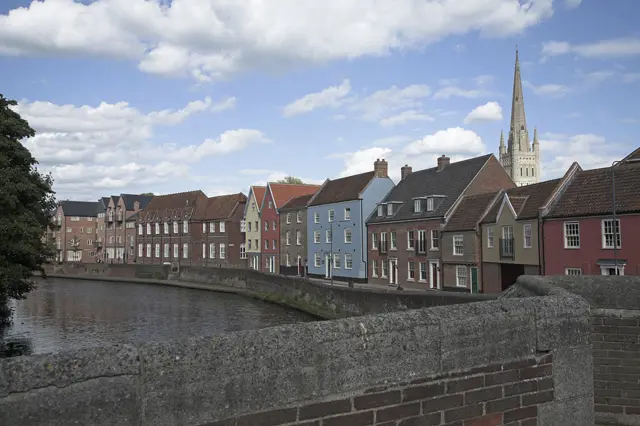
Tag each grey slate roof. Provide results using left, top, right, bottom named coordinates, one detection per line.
left=121, top=194, right=153, bottom=210
left=60, top=201, right=99, bottom=217
left=97, top=197, right=110, bottom=214
left=366, top=154, right=493, bottom=224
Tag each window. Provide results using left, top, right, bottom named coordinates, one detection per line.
left=247, top=221, right=251, bottom=232
left=254, top=239, right=258, bottom=248
left=314, top=213, right=320, bottom=224
left=416, top=230, right=426, bottom=253
left=419, top=262, right=427, bottom=282
left=240, top=243, right=246, bottom=259
left=286, top=252, right=291, bottom=267
left=202, top=243, right=207, bottom=259
left=248, top=240, right=252, bottom=250
left=173, top=244, right=178, bottom=258
left=407, top=231, right=415, bottom=249
left=523, top=224, right=532, bottom=248
left=67, top=228, right=71, bottom=232
left=602, top=219, right=621, bottom=249
left=381, top=261, right=388, bottom=278
left=345, top=254, right=353, bottom=269
left=146, top=243, right=151, bottom=258
left=219, top=244, right=226, bottom=259
left=314, top=230, right=320, bottom=244
left=209, top=243, right=215, bottom=259
left=268, top=200, right=273, bottom=209
left=254, top=221, right=258, bottom=231
left=209, top=222, right=215, bottom=233
left=138, top=224, right=143, bottom=235
left=371, top=233, right=378, bottom=249
left=138, top=244, right=143, bottom=257
left=326, top=230, right=332, bottom=243
left=173, top=221, right=178, bottom=234
left=427, top=198, right=434, bottom=211
left=272, top=240, right=276, bottom=250
left=564, top=222, right=580, bottom=248
left=430, top=230, right=439, bottom=250
left=333, top=254, right=341, bottom=269
left=408, top=261, right=415, bottom=281
left=387, top=204, right=393, bottom=216
left=296, top=211, right=302, bottom=223
left=182, top=220, right=188, bottom=233
left=286, top=213, right=291, bottom=224
left=344, top=208, right=351, bottom=220
left=264, top=239, right=269, bottom=249
left=413, top=199, right=421, bottom=213
left=155, top=243, right=160, bottom=258
left=182, top=243, right=188, bottom=259
left=453, top=235, right=464, bottom=255
left=314, top=253, right=321, bottom=267
left=377, top=205, right=384, bottom=217
left=146, top=223, right=151, bottom=234
left=164, top=222, right=169, bottom=234
left=71, top=216, right=80, bottom=222
left=390, top=231, right=397, bottom=249
left=286, top=231, right=291, bottom=245
left=487, top=227, right=494, bottom=248
left=296, top=230, right=301, bottom=245
left=456, top=266, right=468, bottom=287
left=264, top=221, right=268, bottom=231
left=328, top=209, right=335, bottom=222
left=271, top=220, right=276, bottom=231
left=240, top=220, right=246, bottom=233
left=155, top=223, right=160, bottom=234
left=344, top=228, right=352, bottom=244
left=163, top=243, right=169, bottom=258
left=565, top=268, right=582, bottom=276
left=372, top=260, right=378, bottom=277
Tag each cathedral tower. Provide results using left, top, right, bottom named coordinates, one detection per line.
left=499, top=48, right=540, bottom=186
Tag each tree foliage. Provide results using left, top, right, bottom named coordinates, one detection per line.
left=0, top=94, right=56, bottom=324
left=276, top=175, right=305, bottom=184
left=141, top=192, right=154, bottom=196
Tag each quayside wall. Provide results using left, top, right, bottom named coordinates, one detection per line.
left=1, top=269, right=594, bottom=426
left=505, top=275, right=640, bottom=426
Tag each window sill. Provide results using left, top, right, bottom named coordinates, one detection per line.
left=563, top=247, right=581, bottom=250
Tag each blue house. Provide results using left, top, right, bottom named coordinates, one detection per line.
left=306, top=159, right=394, bottom=282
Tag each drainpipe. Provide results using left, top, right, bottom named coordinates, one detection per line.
left=360, top=199, right=367, bottom=283
left=538, top=212, right=545, bottom=275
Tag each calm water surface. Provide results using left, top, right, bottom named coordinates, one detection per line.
left=0, top=278, right=317, bottom=357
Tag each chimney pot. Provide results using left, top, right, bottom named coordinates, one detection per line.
left=401, top=164, right=413, bottom=180
left=437, top=154, right=450, bottom=171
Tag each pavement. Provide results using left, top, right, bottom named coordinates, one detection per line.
left=306, top=276, right=409, bottom=292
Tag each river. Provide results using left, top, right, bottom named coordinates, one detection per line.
left=0, top=277, right=317, bottom=357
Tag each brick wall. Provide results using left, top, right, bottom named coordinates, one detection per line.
left=592, top=309, right=640, bottom=422
left=205, top=354, right=553, bottom=426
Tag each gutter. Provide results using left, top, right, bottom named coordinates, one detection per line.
left=360, top=199, right=367, bottom=281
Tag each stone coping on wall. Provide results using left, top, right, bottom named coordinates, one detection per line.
left=0, top=289, right=592, bottom=426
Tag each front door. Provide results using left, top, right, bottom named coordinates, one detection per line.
left=297, top=256, right=302, bottom=276
left=325, top=254, right=331, bottom=278
left=429, top=261, right=439, bottom=289
left=470, top=267, right=479, bottom=293
left=389, top=259, right=398, bottom=286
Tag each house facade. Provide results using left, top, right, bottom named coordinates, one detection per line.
left=279, top=194, right=314, bottom=276
left=480, top=175, right=572, bottom=292
left=440, top=192, right=501, bottom=293
left=307, top=160, right=395, bottom=283
left=244, top=186, right=266, bottom=271
left=366, top=154, right=515, bottom=291
left=193, top=193, right=248, bottom=268
left=105, top=194, right=152, bottom=263
left=543, top=154, right=640, bottom=276
left=53, top=201, right=100, bottom=262
left=261, top=183, right=321, bottom=274
left=136, top=190, right=207, bottom=265
left=95, top=197, right=109, bottom=260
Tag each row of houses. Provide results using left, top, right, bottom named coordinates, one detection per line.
left=50, top=147, right=640, bottom=293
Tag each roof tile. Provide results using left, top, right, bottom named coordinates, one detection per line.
left=268, top=183, right=321, bottom=209
left=482, top=178, right=562, bottom=223
left=443, top=192, right=500, bottom=231
left=308, top=171, right=376, bottom=207
left=138, top=190, right=206, bottom=222
left=280, top=193, right=314, bottom=210
left=60, top=201, right=100, bottom=217
left=194, top=193, right=247, bottom=220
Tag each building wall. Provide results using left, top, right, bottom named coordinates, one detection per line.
left=279, top=207, right=307, bottom=276
left=367, top=219, right=443, bottom=290
left=441, top=229, right=480, bottom=291
left=260, top=190, right=280, bottom=274
left=55, top=205, right=98, bottom=262
left=135, top=218, right=195, bottom=266
left=307, top=199, right=366, bottom=281
left=465, top=155, right=517, bottom=196
left=105, top=197, right=138, bottom=263
left=543, top=214, right=640, bottom=276
left=95, top=210, right=106, bottom=259
left=481, top=207, right=540, bottom=266
left=244, top=191, right=262, bottom=270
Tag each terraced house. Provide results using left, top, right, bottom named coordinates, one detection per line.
left=279, top=193, right=314, bottom=276
left=136, top=190, right=207, bottom=265
left=261, top=183, right=321, bottom=274
left=193, top=193, right=247, bottom=268
left=52, top=201, right=100, bottom=262
left=244, top=186, right=266, bottom=271
left=306, top=160, right=394, bottom=283
left=366, top=154, right=514, bottom=291
left=104, top=194, right=153, bottom=264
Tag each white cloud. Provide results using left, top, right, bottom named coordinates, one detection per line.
left=564, top=0, right=582, bottom=9
left=541, top=37, right=640, bottom=60
left=283, top=79, right=351, bottom=117
left=380, top=110, right=434, bottom=127
left=13, top=97, right=267, bottom=200
left=350, top=84, right=431, bottom=121
left=0, top=0, right=555, bottom=81
left=433, top=85, right=493, bottom=100
left=524, top=82, right=571, bottom=98
left=464, top=102, right=503, bottom=124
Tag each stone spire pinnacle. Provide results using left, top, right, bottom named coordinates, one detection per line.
left=509, top=46, right=528, bottom=152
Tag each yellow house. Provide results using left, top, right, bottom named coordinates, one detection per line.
left=244, top=186, right=266, bottom=270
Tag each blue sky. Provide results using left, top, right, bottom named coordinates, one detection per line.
left=1, top=0, right=639, bottom=200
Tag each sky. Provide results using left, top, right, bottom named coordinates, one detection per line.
left=1, top=0, right=639, bottom=201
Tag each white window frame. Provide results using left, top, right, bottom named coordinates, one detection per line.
left=386, top=204, right=393, bottom=216
left=155, top=223, right=160, bottom=234
left=371, top=260, right=378, bottom=277
left=182, top=220, right=188, bottom=234
left=381, top=260, right=388, bottom=278
left=563, top=221, right=580, bottom=249
left=565, top=268, right=582, bottom=276
left=487, top=227, right=494, bottom=248
left=326, top=229, right=332, bottom=244
left=272, top=220, right=276, bottom=231
left=286, top=231, right=291, bottom=245
left=286, top=213, right=291, bottom=224
left=173, top=221, right=179, bottom=234
left=344, top=228, right=352, bottom=244
left=202, top=243, right=207, bottom=259
left=344, top=208, right=351, bottom=220
left=264, top=239, right=268, bottom=249
left=296, top=230, right=302, bottom=245
left=371, top=233, right=378, bottom=249
left=163, top=243, right=169, bottom=258
left=138, top=244, right=143, bottom=257
left=264, top=221, right=269, bottom=231
left=146, top=223, right=151, bottom=235
left=456, top=266, right=468, bottom=287
left=173, top=243, right=178, bottom=258
left=138, top=224, right=143, bottom=235
left=155, top=243, right=160, bottom=258
left=314, top=253, right=321, bottom=267
left=209, top=243, right=216, bottom=259
left=453, top=235, right=464, bottom=256
left=220, top=221, right=226, bottom=233
left=345, top=254, right=353, bottom=270
left=182, top=243, right=188, bottom=259
left=219, top=243, right=226, bottom=259
left=523, top=224, right=532, bottom=249
left=419, top=262, right=427, bottom=282
left=272, top=239, right=276, bottom=250
left=430, top=229, right=439, bottom=251
left=164, top=222, right=169, bottom=234
left=240, top=243, right=246, bottom=259
left=413, top=199, right=421, bottom=213
left=377, top=205, right=384, bottom=217
left=328, top=209, right=335, bottom=222
left=286, top=252, right=291, bottom=267
left=427, top=198, right=434, bottom=212
left=333, top=253, right=341, bottom=269
left=407, top=231, right=415, bottom=250
left=314, top=212, right=320, bottom=224
left=210, top=222, right=215, bottom=233
left=601, top=219, right=621, bottom=249
left=146, top=243, right=151, bottom=258
left=296, top=211, right=302, bottom=223
left=407, top=261, right=415, bottom=281
left=202, top=222, right=207, bottom=233
left=314, top=230, right=320, bottom=244
left=390, top=231, right=397, bottom=250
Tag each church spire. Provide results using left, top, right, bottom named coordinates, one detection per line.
left=509, top=46, right=529, bottom=152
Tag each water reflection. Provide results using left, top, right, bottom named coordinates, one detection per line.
left=1, top=278, right=317, bottom=357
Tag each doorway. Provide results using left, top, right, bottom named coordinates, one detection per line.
left=325, top=254, right=332, bottom=278
left=297, top=255, right=302, bottom=276
left=389, top=258, right=398, bottom=286
left=501, top=263, right=525, bottom=291
left=470, top=267, right=479, bottom=293
left=429, top=260, right=440, bottom=289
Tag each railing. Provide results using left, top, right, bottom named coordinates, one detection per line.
left=499, top=238, right=514, bottom=259
left=378, top=240, right=389, bottom=255
left=414, top=239, right=427, bottom=255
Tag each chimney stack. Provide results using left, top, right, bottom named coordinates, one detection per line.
left=374, top=158, right=389, bottom=178
left=437, top=154, right=450, bottom=171
left=401, top=164, right=412, bottom=180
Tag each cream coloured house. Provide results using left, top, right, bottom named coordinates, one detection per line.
left=244, top=186, right=266, bottom=270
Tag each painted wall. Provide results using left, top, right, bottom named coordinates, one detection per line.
left=544, top=214, right=640, bottom=276
left=244, top=190, right=262, bottom=269
left=481, top=206, right=540, bottom=265
left=260, top=189, right=280, bottom=273
left=279, top=207, right=307, bottom=275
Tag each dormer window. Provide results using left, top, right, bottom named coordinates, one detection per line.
left=427, top=198, right=434, bottom=212
left=377, top=205, right=383, bottom=217
left=387, top=204, right=393, bottom=216
left=413, top=200, right=421, bottom=213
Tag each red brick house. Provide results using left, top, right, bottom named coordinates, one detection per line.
left=260, top=183, right=321, bottom=274
left=136, top=190, right=207, bottom=265
left=366, top=154, right=515, bottom=290
left=104, top=194, right=153, bottom=264
left=53, top=201, right=100, bottom=262
left=192, top=193, right=248, bottom=268
left=543, top=150, right=640, bottom=276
